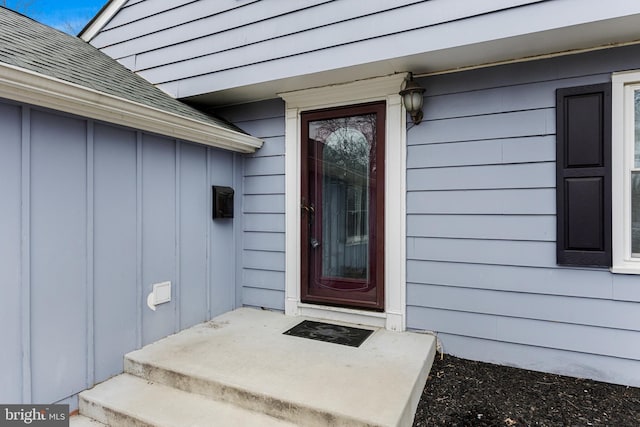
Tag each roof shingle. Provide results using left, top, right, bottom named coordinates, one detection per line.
left=0, top=6, right=243, bottom=134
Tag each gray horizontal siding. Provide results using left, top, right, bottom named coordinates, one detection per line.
left=409, top=109, right=555, bottom=145
left=245, top=175, right=285, bottom=195
left=407, top=136, right=555, bottom=168
left=244, top=214, right=285, bottom=233
left=613, top=274, right=640, bottom=302
left=425, top=46, right=640, bottom=96
left=407, top=189, right=555, bottom=215
left=425, top=333, right=640, bottom=387
left=408, top=162, right=555, bottom=190
left=407, top=215, right=556, bottom=241
left=407, top=261, right=615, bottom=300
left=90, top=0, right=547, bottom=97
left=409, top=238, right=555, bottom=267
left=103, top=0, right=197, bottom=30
left=422, top=74, right=608, bottom=121
left=408, top=306, right=640, bottom=360
left=243, top=269, right=286, bottom=291
left=0, top=99, right=239, bottom=406
left=97, top=0, right=320, bottom=49
left=244, top=232, right=285, bottom=252
left=243, top=287, right=285, bottom=311
left=407, top=45, right=640, bottom=386
left=408, top=284, right=639, bottom=332
left=214, top=99, right=287, bottom=311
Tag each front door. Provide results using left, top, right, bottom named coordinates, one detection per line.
left=300, top=102, right=385, bottom=311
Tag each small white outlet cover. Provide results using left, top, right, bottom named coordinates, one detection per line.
left=147, top=281, right=171, bottom=311
left=153, top=281, right=171, bottom=304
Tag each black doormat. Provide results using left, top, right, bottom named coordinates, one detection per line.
left=283, top=320, right=374, bottom=347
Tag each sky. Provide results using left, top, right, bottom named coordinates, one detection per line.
left=3, top=0, right=107, bottom=34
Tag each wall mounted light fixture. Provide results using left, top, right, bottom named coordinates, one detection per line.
left=399, top=73, right=425, bottom=125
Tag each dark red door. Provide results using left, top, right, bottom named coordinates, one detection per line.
left=301, top=102, right=385, bottom=311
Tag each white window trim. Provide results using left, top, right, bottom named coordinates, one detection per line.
left=612, top=70, right=640, bottom=274
left=279, top=74, right=408, bottom=331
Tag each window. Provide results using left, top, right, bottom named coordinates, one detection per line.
left=612, top=71, right=640, bottom=273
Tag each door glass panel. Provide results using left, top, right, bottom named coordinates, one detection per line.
left=633, top=90, right=640, bottom=255
left=632, top=172, right=640, bottom=255
left=635, top=89, right=640, bottom=168
left=319, top=125, right=370, bottom=281
left=309, top=114, right=375, bottom=289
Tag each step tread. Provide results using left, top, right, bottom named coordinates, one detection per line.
left=79, top=373, right=296, bottom=427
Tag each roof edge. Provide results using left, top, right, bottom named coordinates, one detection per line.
left=0, top=62, right=263, bottom=153
left=80, top=0, right=126, bottom=41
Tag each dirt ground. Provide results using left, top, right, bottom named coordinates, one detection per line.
left=413, top=354, right=640, bottom=426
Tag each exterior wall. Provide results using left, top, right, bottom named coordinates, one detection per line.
left=214, top=100, right=287, bottom=311
left=0, top=99, right=240, bottom=406
left=83, top=0, right=640, bottom=387
left=88, top=0, right=635, bottom=100
left=215, top=45, right=640, bottom=387
left=407, top=44, right=640, bottom=387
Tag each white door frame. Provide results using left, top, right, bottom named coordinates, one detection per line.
left=279, top=73, right=408, bottom=331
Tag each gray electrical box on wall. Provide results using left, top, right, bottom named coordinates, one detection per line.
left=212, top=186, right=234, bottom=219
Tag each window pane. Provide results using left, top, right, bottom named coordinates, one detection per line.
left=632, top=172, right=640, bottom=255
left=635, top=90, right=640, bottom=167
left=308, top=115, right=375, bottom=281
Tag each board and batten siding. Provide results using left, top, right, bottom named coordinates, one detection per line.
left=214, top=99, right=287, bottom=311
left=407, top=44, right=640, bottom=387
left=0, top=99, right=240, bottom=406
left=88, top=0, right=547, bottom=99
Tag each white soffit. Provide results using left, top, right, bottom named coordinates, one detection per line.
left=0, top=63, right=262, bottom=153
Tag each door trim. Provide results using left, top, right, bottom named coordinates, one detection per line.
left=280, top=73, right=407, bottom=331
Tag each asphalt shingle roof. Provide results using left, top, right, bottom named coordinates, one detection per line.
left=0, top=6, right=244, bottom=134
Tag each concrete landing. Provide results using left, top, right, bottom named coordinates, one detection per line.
left=79, top=307, right=436, bottom=426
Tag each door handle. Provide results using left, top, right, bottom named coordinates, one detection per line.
left=301, top=202, right=315, bottom=223
left=302, top=202, right=318, bottom=248
left=301, top=203, right=314, bottom=214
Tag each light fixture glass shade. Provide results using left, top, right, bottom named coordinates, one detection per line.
left=399, top=76, right=425, bottom=125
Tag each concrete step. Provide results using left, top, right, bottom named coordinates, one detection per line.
left=79, top=373, right=296, bottom=427
left=123, top=307, right=436, bottom=427
left=69, top=414, right=106, bottom=426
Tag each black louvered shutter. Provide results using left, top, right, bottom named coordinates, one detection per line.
left=556, top=83, right=612, bottom=267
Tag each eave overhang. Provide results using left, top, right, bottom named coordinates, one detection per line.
left=183, top=2, right=640, bottom=107
left=0, top=62, right=263, bottom=153
left=80, top=0, right=125, bottom=41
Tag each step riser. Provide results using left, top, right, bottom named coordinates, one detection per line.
left=79, top=397, right=154, bottom=427
left=79, top=373, right=298, bottom=427
left=124, top=358, right=374, bottom=427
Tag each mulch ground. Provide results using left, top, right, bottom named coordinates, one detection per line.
left=413, top=354, right=640, bottom=426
